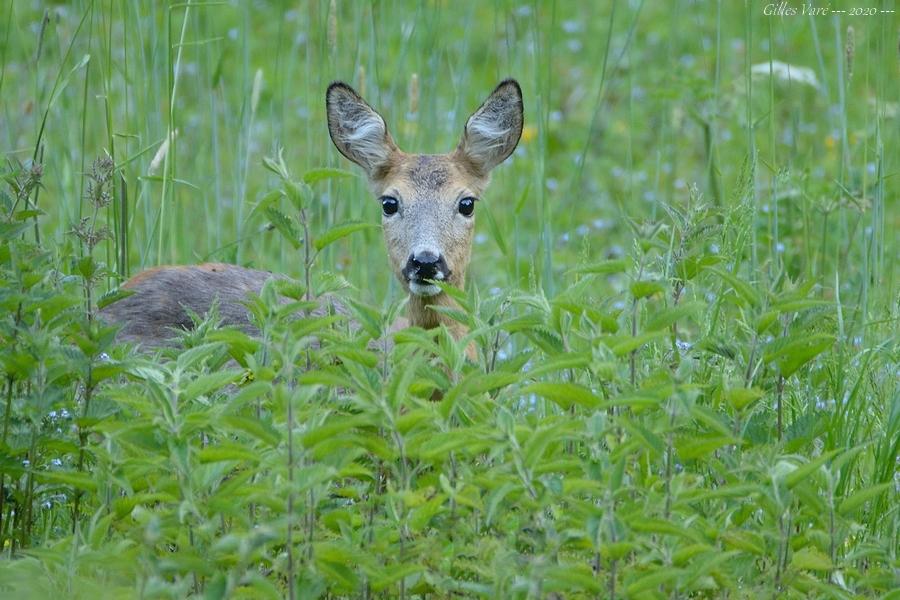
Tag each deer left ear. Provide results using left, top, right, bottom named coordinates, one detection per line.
left=326, top=82, right=398, bottom=178
left=457, top=79, right=524, bottom=176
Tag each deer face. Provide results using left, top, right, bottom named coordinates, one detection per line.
left=326, top=80, right=523, bottom=298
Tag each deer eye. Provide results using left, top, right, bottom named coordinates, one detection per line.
left=458, top=196, right=476, bottom=217
left=381, top=196, right=399, bottom=216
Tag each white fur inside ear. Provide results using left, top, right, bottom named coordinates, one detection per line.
left=343, top=114, right=390, bottom=170
left=327, top=86, right=395, bottom=174
left=466, top=116, right=513, bottom=156
left=460, top=83, right=523, bottom=173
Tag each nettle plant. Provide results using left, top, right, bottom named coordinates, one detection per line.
left=0, top=153, right=895, bottom=599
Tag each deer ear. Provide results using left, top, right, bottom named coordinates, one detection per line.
left=457, top=79, right=523, bottom=175
left=326, top=82, right=397, bottom=177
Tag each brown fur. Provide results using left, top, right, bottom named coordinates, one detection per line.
left=102, top=80, right=523, bottom=359
left=103, top=264, right=286, bottom=347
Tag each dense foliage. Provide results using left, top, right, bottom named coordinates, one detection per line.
left=1, top=1, right=897, bottom=598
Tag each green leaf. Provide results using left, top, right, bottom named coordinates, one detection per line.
left=522, top=382, right=602, bottom=410
left=626, top=568, right=684, bottom=596
left=222, top=415, right=281, bottom=447
left=408, top=494, right=447, bottom=532
left=369, top=563, right=424, bottom=592
left=720, top=530, right=765, bottom=555
left=248, top=188, right=284, bottom=220
left=198, top=444, right=260, bottom=464
left=524, top=352, right=591, bottom=378
left=567, top=258, right=629, bottom=276
left=302, top=167, right=355, bottom=185
left=97, top=287, right=136, bottom=309
left=784, top=449, right=841, bottom=489
left=628, top=518, right=701, bottom=541
left=604, top=330, right=666, bottom=356
left=724, top=387, right=765, bottom=411
left=675, top=253, right=721, bottom=280
left=35, top=470, right=97, bottom=492
left=675, top=434, right=736, bottom=460
left=444, top=370, right=521, bottom=409
left=706, top=266, right=762, bottom=307
left=630, top=279, right=665, bottom=299
left=543, top=564, right=604, bottom=593
left=264, top=206, right=300, bottom=248
left=182, top=370, right=242, bottom=402
left=838, top=482, right=892, bottom=516
left=314, top=220, right=379, bottom=251
left=791, top=547, right=833, bottom=571
left=763, top=333, right=834, bottom=377
left=14, top=209, right=44, bottom=221
left=75, top=255, right=98, bottom=279
left=644, top=301, right=704, bottom=331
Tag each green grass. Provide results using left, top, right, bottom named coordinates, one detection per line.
left=0, top=1, right=897, bottom=597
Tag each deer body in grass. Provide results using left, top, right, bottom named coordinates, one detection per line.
left=101, top=80, right=524, bottom=350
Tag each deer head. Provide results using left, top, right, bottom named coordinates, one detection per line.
left=326, top=79, right=523, bottom=332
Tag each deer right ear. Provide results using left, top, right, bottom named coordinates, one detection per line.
left=457, top=79, right=524, bottom=176
left=326, top=82, right=397, bottom=178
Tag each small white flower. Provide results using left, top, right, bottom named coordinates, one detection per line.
left=750, top=60, right=819, bottom=89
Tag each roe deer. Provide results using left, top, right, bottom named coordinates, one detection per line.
left=101, top=79, right=524, bottom=352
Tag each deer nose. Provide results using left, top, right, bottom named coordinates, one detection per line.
left=404, top=250, right=449, bottom=282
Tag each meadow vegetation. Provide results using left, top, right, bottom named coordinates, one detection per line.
left=0, top=1, right=897, bottom=597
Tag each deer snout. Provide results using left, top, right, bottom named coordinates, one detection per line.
left=403, top=249, right=451, bottom=296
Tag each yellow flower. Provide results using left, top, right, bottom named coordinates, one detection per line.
left=521, top=124, right=537, bottom=143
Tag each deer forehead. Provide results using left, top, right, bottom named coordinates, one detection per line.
left=378, top=154, right=485, bottom=201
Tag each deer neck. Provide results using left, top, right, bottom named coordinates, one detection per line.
left=407, top=290, right=466, bottom=337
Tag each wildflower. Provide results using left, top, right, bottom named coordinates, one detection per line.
left=750, top=60, right=820, bottom=89
left=520, top=124, right=537, bottom=143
